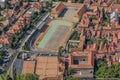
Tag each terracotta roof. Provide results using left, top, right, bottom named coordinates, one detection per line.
left=84, top=0, right=90, bottom=3
left=7, top=23, right=22, bottom=34
left=31, top=2, right=42, bottom=10
left=0, top=36, right=10, bottom=44
left=18, top=16, right=24, bottom=21
left=107, top=7, right=113, bottom=13
left=63, top=2, right=83, bottom=7
left=51, top=2, right=64, bottom=14
left=12, top=24, right=21, bottom=30
left=113, top=37, right=118, bottom=44
left=22, top=61, right=36, bottom=74
left=74, top=8, right=82, bottom=17
left=90, top=6, right=98, bottom=12
left=7, top=28, right=16, bottom=34
left=113, top=4, right=120, bottom=9
left=78, top=18, right=89, bottom=28
left=95, top=53, right=105, bottom=59
left=69, top=51, right=94, bottom=69
left=24, top=13, right=31, bottom=18
left=4, top=10, right=14, bottom=17
left=102, top=2, right=107, bottom=7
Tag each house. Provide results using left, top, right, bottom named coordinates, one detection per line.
left=0, top=35, right=10, bottom=44
left=113, top=53, right=120, bottom=64
left=74, top=5, right=87, bottom=21
left=31, top=2, right=43, bottom=12
left=68, top=51, right=94, bottom=78
left=24, top=8, right=35, bottom=20
left=78, top=18, right=89, bottom=28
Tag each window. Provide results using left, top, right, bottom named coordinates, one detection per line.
left=73, top=60, right=79, bottom=64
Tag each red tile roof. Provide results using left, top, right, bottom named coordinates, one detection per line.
left=0, top=36, right=10, bottom=44
left=78, top=18, right=89, bottom=28
left=51, top=2, right=64, bottom=14
left=31, top=2, right=42, bottom=10
left=69, top=51, right=94, bottom=69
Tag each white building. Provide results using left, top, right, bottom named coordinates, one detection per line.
left=0, top=0, right=5, bottom=8
left=110, top=12, right=118, bottom=22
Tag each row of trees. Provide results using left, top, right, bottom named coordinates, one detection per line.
left=14, top=73, right=39, bottom=80
left=0, top=50, right=4, bottom=61
left=1, top=73, right=39, bottom=80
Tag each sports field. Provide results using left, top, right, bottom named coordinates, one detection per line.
left=37, top=20, right=73, bottom=50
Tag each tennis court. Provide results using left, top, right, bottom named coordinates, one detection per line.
left=38, top=20, right=73, bottom=50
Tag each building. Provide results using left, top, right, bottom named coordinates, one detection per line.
left=68, top=51, right=94, bottom=78
left=51, top=2, right=65, bottom=18
left=31, top=2, right=43, bottom=12
left=51, top=2, right=87, bottom=21
left=0, top=0, right=5, bottom=8
left=24, top=8, right=35, bottom=19
left=110, top=12, right=118, bottom=22
left=84, top=0, right=91, bottom=7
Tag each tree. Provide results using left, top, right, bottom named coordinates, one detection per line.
left=1, top=74, right=12, bottom=80
left=58, top=46, right=63, bottom=57
left=68, top=68, right=73, bottom=75
left=15, top=73, right=39, bottom=80
left=25, top=74, right=39, bottom=80
left=18, top=0, right=23, bottom=6
left=77, top=0, right=84, bottom=3
left=22, top=43, right=30, bottom=51
left=5, top=0, right=10, bottom=9
left=94, top=59, right=120, bottom=79
left=0, top=50, right=4, bottom=60
left=66, top=76, right=78, bottom=80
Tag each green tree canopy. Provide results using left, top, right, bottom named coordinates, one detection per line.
left=94, top=60, right=120, bottom=78
left=15, top=73, right=39, bottom=80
